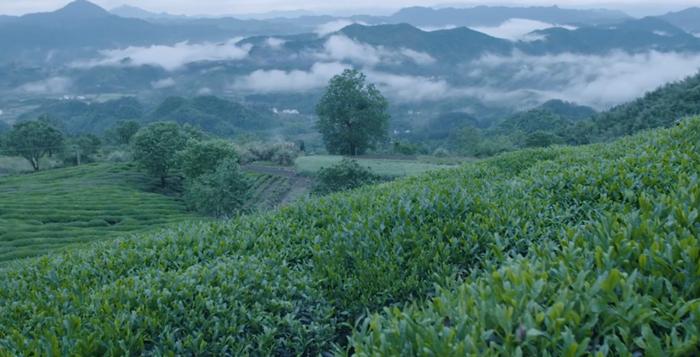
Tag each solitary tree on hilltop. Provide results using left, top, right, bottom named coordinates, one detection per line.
left=7, top=120, right=64, bottom=171
left=316, top=69, right=389, bottom=156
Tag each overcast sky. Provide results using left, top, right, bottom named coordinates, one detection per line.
left=1, top=0, right=699, bottom=17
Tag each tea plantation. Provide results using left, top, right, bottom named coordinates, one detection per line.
left=0, top=164, right=291, bottom=263
left=0, top=163, right=201, bottom=262
left=0, top=119, right=698, bottom=355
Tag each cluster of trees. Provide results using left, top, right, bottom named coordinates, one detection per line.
left=0, top=117, right=120, bottom=171
left=0, top=117, right=251, bottom=217
left=130, top=122, right=250, bottom=217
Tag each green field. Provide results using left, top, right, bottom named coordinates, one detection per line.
left=0, top=120, right=698, bottom=355
left=295, top=155, right=453, bottom=177
left=0, top=163, right=203, bottom=262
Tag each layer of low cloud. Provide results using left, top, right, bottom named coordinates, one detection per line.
left=315, top=20, right=366, bottom=36
left=233, top=62, right=350, bottom=92
left=418, top=25, right=458, bottom=32
left=265, top=37, right=286, bottom=49
left=151, top=77, right=176, bottom=89
left=471, top=19, right=576, bottom=41
left=366, top=71, right=455, bottom=102
left=468, top=50, right=700, bottom=108
left=318, top=35, right=435, bottom=66
left=76, top=39, right=250, bottom=71
left=18, top=77, right=72, bottom=94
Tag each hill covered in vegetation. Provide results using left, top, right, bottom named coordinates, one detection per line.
left=18, top=95, right=280, bottom=136
left=0, top=118, right=697, bottom=355
left=583, top=70, right=700, bottom=140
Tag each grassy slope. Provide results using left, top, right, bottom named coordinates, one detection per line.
left=295, top=155, right=451, bottom=177
left=0, top=163, right=201, bottom=262
left=0, top=120, right=698, bottom=355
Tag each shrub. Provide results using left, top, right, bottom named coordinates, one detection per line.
left=524, top=130, right=562, bottom=148
left=105, top=150, right=132, bottom=163
left=432, top=147, right=450, bottom=157
left=393, top=141, right=420, bottom=156
left=183, top=158, right=251, bottom=217
left=238, top=141, right=300, bottom=166
left=312, top=158, right=382, bottom=195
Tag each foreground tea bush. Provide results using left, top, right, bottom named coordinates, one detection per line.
left=1, top=119, right=698, bottom=355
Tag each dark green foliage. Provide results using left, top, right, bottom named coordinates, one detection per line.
left=587, top=70, right=700, bottom=140
left=114, top=120, right=140, bottom=145
left=496, top=108, right=572, bottom=134
left=312, top=158, right=382, bottom=195
left=452, top=126, right=515, bottom=157
left=524, top=130, right=561, bottom=148
left=452, top=126, right=482, bottom=155
left=183, top=158, right=251, bottom=217
left=151, top=96, right=277, bottom=135
left=131, top=122, right=188, bottom=186
left=392, top=141, right=421, bottom=155
left=18, top=97, right=144, bottom=134
left=538, top=99, right=596, bottom=120
left=420, top=112, right=483, bottom=141
left=62, top=134, right=102, bottom=165
left=75, top=134, right=101, bottom=157
left=316, top=69, right=390, bottom=156
left=6, top=120, right=64, bottom=171
left=178, top=139, right=238, bottom=179
left=0, top=120, right=698, bottom=355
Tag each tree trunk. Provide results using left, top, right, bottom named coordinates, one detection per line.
left=160, top=175, right=166, bottom=187
left=31, top=157, right=39, bottom=171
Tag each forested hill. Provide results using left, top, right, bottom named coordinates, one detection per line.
left=584, top=70, right=700, bottom=140
left=17, top=96, right=278, bottom=135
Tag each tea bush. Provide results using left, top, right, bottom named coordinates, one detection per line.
left=1, top=119, right=698, bottom=355
left=312, top=158, right=383, bottom=195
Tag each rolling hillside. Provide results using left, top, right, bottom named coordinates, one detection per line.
left=0, top=163, right=200, bottom=262
left=0, top=162, right=299, bottom=263
left=0, top=118, right=697, bottom=355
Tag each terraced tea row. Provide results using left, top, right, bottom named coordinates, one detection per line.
left=0, top=163, right=201, bottom=262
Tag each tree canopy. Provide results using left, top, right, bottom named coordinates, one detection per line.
left=178, top=139, right=238, bottom=179
left=131, top=122, right=188, bottom=187
left=6, top=120, right=64, bottom=171
left=316, top=69, right=389, bottom=156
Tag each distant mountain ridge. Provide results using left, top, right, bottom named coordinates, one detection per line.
left=379, top=5, right=631, bottom=27
left=522, top=17, right=700, bottom=54
left=110, top=5, right=187, bottom=20
left=659, top=7, right=700, bottom=34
